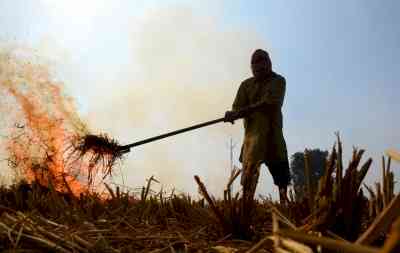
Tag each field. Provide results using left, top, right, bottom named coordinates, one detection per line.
left=0, top=138, right=399, bottom=253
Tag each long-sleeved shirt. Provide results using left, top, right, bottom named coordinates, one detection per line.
left=232, top=71, right=288, bottom=163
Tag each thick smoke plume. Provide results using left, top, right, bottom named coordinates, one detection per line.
left=85, top=5, right=268, bottom=194
left=0, top=4, right=271, bottom=196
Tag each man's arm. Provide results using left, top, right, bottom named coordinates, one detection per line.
left=263, top=76, right=286, bottom=106
left=256, top=77, right=286, bottom=106
left=224, top=77, right=286, bottom=123
left=250, top=76, right=286, bottom=110
left=232, top=82, right=248, bottom=111
left=225, top=82, right=248, bottom=123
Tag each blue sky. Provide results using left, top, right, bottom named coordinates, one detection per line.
left=0, top=1, right=399, bottom=197
left=223, top=1, right=400, bottom=144
left=223, top=0, right=400, bottom=187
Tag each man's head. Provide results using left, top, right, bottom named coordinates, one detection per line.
left=251, top=49, right=272, bottom=80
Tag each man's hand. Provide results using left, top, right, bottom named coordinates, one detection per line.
left=224, top=110, right=240, bottom=124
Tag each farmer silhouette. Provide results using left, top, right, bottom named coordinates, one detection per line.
left=224, top=49, right=290, bottom=204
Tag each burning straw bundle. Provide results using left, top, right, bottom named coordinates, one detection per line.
left=67, top=134, right=128, bottom=184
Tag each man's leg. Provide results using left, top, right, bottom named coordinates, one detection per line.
left=266, top=160, right=291, bottom=203
left=241, top=160, right=261, bottom=203
left=239, top=159, right=261, bottom=238
left=266, top=128, right=291, bottom=203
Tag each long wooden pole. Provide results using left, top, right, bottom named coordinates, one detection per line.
left=119, top=117, right=226, bottom=151
left=118, top=102, right=267, bottom=152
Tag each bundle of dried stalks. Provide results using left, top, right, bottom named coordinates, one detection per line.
left=68, top=134, right=126, bottom=184
left=296, top=135, right=374, bottom=240
left=195, top=169, right=268, bottom=240
left=364, top=156, right=396, bottom=219
left=246, top=201, right=400, bottom=253
left=0, top=178, right=229, bottom=252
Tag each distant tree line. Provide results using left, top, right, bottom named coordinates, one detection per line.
left=290, top=149, right=329, bottom=201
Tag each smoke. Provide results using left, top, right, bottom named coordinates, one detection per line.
left=0, top=3, right=272, bottom=197
left=85, top=4, right=268, bottom=195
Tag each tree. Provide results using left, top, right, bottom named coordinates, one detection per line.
left=290, top=149, right=328, bottom=201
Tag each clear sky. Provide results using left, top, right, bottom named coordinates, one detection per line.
left=0, top=0, right=399, bottom=197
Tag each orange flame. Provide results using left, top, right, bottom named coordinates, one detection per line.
left=0, top=49, right=91, bottom=196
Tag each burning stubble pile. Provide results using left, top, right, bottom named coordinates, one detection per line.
left=1, top=50, right=399, bottom=252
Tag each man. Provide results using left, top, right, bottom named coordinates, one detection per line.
left=224, top=49, right=290, bottom=203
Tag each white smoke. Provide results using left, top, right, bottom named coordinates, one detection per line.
left=84, top=4, right=270, bottom=195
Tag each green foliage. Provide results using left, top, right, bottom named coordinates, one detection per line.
left=290, top=149, right=328, bottom=200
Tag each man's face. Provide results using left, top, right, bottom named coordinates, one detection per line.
left=251, top=52, right=271, bottom=80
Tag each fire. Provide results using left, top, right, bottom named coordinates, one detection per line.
left=0, top=48, right=95, bottom=196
